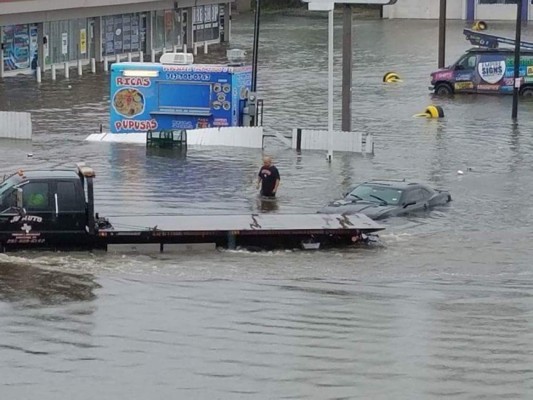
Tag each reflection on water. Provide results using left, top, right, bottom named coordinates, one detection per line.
left=0, top=259, right=100, bottom=304
left=256, top=195, right=279, bottom=212
left=1, top=14, right=533, bottom=399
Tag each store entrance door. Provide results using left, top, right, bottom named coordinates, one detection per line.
left=182, top=10, right=188, bottom=47
left=140, top=14, right=147, bottom=53
left=88, top=19, right=96, bottom=60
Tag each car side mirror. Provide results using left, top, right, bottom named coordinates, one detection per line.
left=403, top=201, right=416, bottom=208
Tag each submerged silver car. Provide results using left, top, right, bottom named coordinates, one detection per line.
left=318, top=179, right=452, bottom=220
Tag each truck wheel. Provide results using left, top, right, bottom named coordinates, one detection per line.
left=434, top=83, right=453, bottom=96
left=520, top=86, right=533, bottom=97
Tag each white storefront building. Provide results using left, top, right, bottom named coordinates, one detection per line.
left=0, top=0, right=233, bottom=76
left=383, top=0, right=528, bottom=21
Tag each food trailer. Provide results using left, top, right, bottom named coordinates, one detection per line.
left=109, top=55, right=255, bottom=134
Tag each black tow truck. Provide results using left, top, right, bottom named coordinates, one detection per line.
left=0, top=164, right=384, bottom=253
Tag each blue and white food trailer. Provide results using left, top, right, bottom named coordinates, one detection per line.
left=110, top=59, right=253, bottom=134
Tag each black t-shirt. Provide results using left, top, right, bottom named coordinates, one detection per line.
left=258, top=165, right=280, bottom=196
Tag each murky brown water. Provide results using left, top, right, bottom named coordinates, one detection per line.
left=1, top=13, right=533, bottom=399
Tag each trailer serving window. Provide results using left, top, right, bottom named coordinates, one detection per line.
left=157, top=82, right=212, bottom=114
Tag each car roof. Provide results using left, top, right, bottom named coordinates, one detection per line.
left=466, top=47, right=533, bottom=55
left=361, top=180, right=425, bottom=190
left=19, top=170, right=80, bottom=180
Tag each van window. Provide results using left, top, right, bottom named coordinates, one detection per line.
left=456, top=54, right=476, bottom=71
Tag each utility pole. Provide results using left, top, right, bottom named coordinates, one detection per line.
left=341, top=4, right=353, bottom=132
left=512, top=0, right=523, bottom=120
left=438, top=0, right=446, bottom=68
left=251, top=0, right=261, bottom=92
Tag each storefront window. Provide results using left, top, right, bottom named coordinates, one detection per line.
left=153, top=10, right=165, bottom=50
left=193, top=5, right=220, bottom=43
left=103, top=14, right=143, bottom=55
left=44, top=19, right=89, bottom=64
left=478, top=0, right=517, bottom=3
left=2, top=24, right=38, bottom=71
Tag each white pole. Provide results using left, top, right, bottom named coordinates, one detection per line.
left=204, top=42, right=208, bottom=54
left=173, top=44, right=178, bottom=53
left=64, top=61, right=70, bottom=79
left=139, top=51, right=144, bottom=62
left=91, top=58, right=96, bottom=73
left=151, top=50, right=156, bottom=63
left=103, top=56, right=109, bottom=72
left=51, top=64, right=57, bottom=80
left=0, top=51, right=4, bottom=79
left=77, top=59, right=83, bottom=76
left=36, top=66, right=42, bottom=83
left=183, top=44, right=187, bottom=53
left=115, top=54, right=120, bottom=64
left=128, top=52, right=132, bottom=62
left=193, top=43, right=198, bottom=56
left=327, top=8, right=334, bottom=162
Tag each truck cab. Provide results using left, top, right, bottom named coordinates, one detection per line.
left=0, top=166, right=95, bottom=250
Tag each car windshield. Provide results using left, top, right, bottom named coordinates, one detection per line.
left=0, top=174, right=22, bottom=206
left=347, top=184, right=403, bottom=205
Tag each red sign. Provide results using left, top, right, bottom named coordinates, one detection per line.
left=116, top=77, right=151, bottom=87
left=114, top=119, right=158, bottom=132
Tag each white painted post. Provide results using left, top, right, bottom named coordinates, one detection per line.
left=183, top=44, right=187, bottom=53
left=173, top=44, right=178, bottom=53
left=193, top=43, right=198, bottom=55
left=128, top=52, right=132, bottom=62
left=162, top=47, right=167, bottom=54
left=77, top=59, right=83, bottom=76
left=36, top=66, right=42, bottom=83
left=0, top=51, right=4, bottom=79
left=151, top=50, right=156, bottom=63
left=204, top=42, right=208, bottom=54
left=115, top=54, right=120, bottom=64
left=139, top=51, right=144, bottom=62
left=103, top=56, right=109, bottom=72
left=64, top=61, right=70, bottom=79
left=51, top=64, right=57, bottom=81
left=91, top=58, right=96, bottom=73
left=327, top=8, right=334, bottom=162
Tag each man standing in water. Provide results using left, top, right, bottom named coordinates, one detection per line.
left=257, top=156, right=280, bottom=198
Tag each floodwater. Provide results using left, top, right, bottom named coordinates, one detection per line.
left=1, top=13, right=533, bottom=399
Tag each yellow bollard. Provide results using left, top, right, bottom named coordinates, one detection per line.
left=413, top=105, right=445, bottom=119
left=383, top=71, right=402, bottom=83
left=472, top=21, right=488, bottom=31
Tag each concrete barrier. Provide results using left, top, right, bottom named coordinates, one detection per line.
left=291, top=128, right=374, bottom=154
left=86, top=127, right=265, bottom=149
left=0, top=111, right=32, bottom=140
